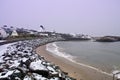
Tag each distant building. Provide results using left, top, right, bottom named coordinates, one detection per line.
left=0, top=27, right=9, bottom=39
left=38, top=32, right=57, bottom=37
left=39, top=32, right=48, bottom=37
left=11, top=29, right=18, bottom=37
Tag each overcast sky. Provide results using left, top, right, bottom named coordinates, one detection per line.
left=0, top=0, right=120, bottom=36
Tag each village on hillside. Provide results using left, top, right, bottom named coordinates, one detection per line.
left=0, top=25, right=57, bottom=39
left=0, top=25, right=92, bottom=42
left=1, top=25, right=120, bottom=43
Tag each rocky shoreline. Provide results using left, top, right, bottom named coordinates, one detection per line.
left=0, top=37, right=75, bottom=80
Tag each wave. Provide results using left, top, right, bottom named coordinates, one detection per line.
left=46, top=42, right=75, bottom=60
left=46, top=42, right=113, bottom=77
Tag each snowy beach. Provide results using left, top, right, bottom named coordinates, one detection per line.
left=36, top=42, right=115, bottom=80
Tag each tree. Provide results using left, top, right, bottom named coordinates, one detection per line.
left=40, top=25, right=45, bottom=30
left=3, top=25, right=7, bottom=27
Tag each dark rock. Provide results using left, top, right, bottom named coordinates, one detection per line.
left=30, top=70, right=49, bottom=78
left=15, top=67, right=26, bottom=79
left=23, top=50, right=28, bottom=53
left=95, top=36, right=120, bottom=42
left=0, top=68, right=3, bottom=72
left=9, top=73, right=22, bottom=80
left=23, top=59, right=32, bottom=68
left=11, top=51, right=17, bottom=55
left=0, top=78, right=9, bottom=80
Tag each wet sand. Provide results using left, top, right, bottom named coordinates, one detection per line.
left=36, top=45, right=113, bottom=80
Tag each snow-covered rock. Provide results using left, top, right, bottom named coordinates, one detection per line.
left=30, top=60, right=47, bottom=71
left=0, top=38, right=75, bottom=80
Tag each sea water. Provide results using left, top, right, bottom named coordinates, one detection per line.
left=46, top=41, right=120, bottom=76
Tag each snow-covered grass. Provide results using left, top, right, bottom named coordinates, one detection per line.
left=0, top=43, right=16, bottom=56
left=0, top=40, right=6, bottom=43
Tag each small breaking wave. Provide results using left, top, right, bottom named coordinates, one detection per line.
left=46, top=42, right=113, bottom=77
left=46, top=42, right=75, bottom=60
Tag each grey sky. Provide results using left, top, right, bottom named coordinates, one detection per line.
left=0, top=0, right=120, bottom=36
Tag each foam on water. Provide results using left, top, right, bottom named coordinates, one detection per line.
left=46, top=42, right=113, bottom=77
left=46, top=42, right=75, bottom=60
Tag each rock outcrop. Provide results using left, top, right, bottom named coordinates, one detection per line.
left=95, top=36, right=120, bottom=42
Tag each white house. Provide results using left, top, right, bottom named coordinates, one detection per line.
left=39, top=33, right=48, bottom=37
left=0, top=27, right=9, bottom=39
left=11, top=29, right=18, bottom=37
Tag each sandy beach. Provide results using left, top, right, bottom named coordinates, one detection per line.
left=36, top=45, right=113, bottom=80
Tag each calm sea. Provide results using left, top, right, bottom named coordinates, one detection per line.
left=46, top=41, right=120, bottom=75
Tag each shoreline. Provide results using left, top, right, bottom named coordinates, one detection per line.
left=36, top=44, right=113, bottom=80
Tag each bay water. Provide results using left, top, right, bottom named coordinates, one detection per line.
left=46, top=41, right=120, bottom=75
